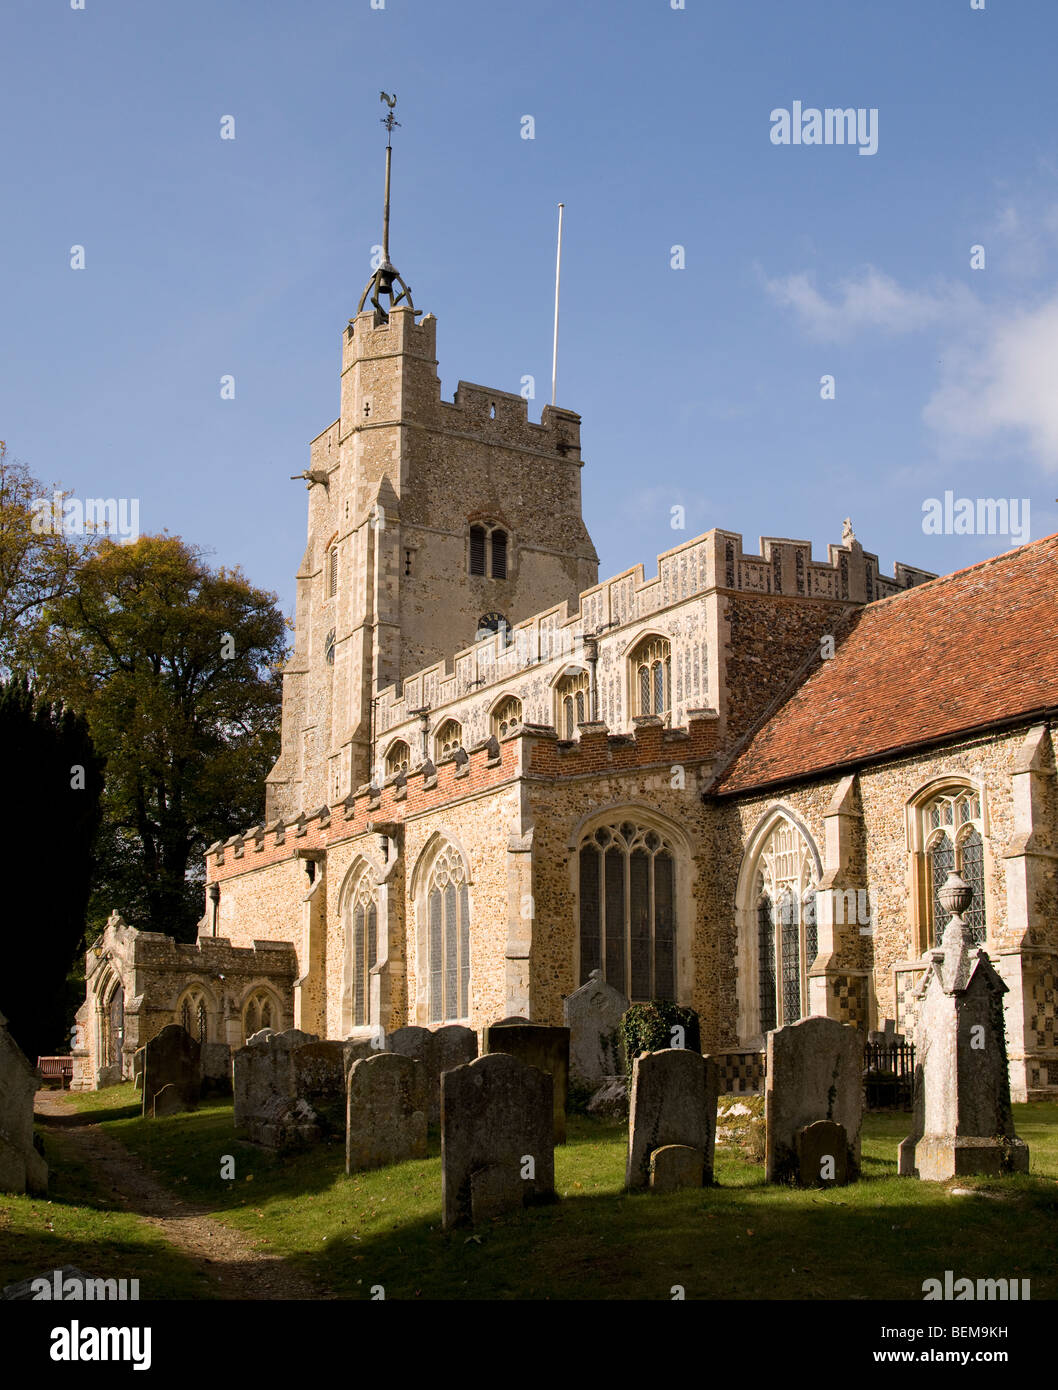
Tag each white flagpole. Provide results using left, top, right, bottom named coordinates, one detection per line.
left=551, top=202, right=564, bottom=407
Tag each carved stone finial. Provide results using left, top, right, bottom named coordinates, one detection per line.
left=842, top=517, right=856, bottom=546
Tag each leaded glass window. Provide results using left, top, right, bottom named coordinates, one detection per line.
left=435, top=720, right=463, bottom=761
left=921, top=788, right=986, bottom=946
left=244, top=989, right=277, bottom=1040
left=178, top=988, right=208, bottom=1043
left=348, top=870, right=379, bottom=1029
left=426, top=846, right=471, bottom=1022
left=384, top=740, right=410, bottom=778
left=753, top=817, right=820, bottom=1032
left=491, top=695, right=522, bottom=739
left=630, top=635, right=672, bottom=720
left=578, top=821, right=678, bottom=1000
left=555, top=668, right=590, bottom=738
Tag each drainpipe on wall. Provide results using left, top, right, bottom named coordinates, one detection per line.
left=583, top=636, right=600, bottom=722
left=208, top=883, right=220, bottom=937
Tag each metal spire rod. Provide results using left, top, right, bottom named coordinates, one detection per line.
left=551, top=202, right=564, bottom=407
left=355, top=92, right=414, bottom=322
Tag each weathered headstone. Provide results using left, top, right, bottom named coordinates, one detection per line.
left=132, top=1046, right=145, bottom=1092
left=0, top=1011, right=48, bottom=1196
left=899, top=874, right=1029, bottom=1180
left=484, top=1020, right=569, bottom=1143
left=141, top=1024, right=200, bottom=1118
left=232, top=1027, right=317, bottom=1141
left=441, top=1052, right=555, bottom=1229
left=292, top=1040, right=347, bottom=1136
left=649, top=1144, right=703, bottom=1192
left=346, top=1053, right=427, bottom=1172
left=562, top=970, right=628, bottom=1087
left=797, top=1119, right=849, bottom=1186
left=200, top=1042, right=232, bottom=1096
left=388, top=1024, right=477, bottom=1124
left=765, top=1016, right=862, bottom=1184
left=152, top=1083, right=189, bottom=1117
left=626, top=1049, right=718, bottom=1190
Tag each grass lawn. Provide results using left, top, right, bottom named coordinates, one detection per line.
left=35, top=1085, right=1058, bottom=1300
left=0, top=1121, right=215, bottom=1297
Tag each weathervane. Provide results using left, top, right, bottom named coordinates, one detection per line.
left=356, top=91, right=415, bottom=322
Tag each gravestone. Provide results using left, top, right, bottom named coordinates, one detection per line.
left=132, top=1046, right=145, bottom=1092
left=765, top=1016, right=862, bottom=1184
left=387, top=1024, right=478, bottom=1124
left=152, top=1083, right=188, bottom=1117
left=441, top=1052, right=555, bottom=1229
left=232, top=1027, right=318, bottom=1143
left=141, top=1024, right=200, bottom=1118
left=292, top=1041, right=347, bottom=1136
left=898, top=875, right=1029, bottom=1180
left=626, top=1048, right=718, bottom=1190
left=483, top=1020, right=569, bottom=1143
left=650, top=1144, right=703, bottom=1192
left=201, top=1042, right=232, bottom=1096
left=0, top=1011, right=48, bottom=1196
left=562, top=970, right=628, bottom=1087
left=797, top=1119, right=849, bottom=1186
left=346, top=1054, right=427, bottom=1172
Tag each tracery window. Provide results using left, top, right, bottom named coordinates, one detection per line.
left=920, top=788, right=986, bottom=946
left=491, top=695, right=522, bottom=739
left=348, top=871, right=379, bottom=1029
left=630, top=635, right=672, bottom=720
left=434, top=719, right=464, bottom=761
left=754, top=819, right=819, bottom=1032
left=178, top=987, right=210, bottom=1044
left=384, top=739, right=410, bottom=778
left=426, top=846, right=470, bottom=1022
left=555, top=668, right=590, bottom=738
left=469, top=521, right=509, bottom=578
left=577, top=820, right=677, bottom=1001
left=243, top=989, right=277, bottom=1039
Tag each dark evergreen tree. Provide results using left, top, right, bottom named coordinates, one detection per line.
left=0, top=677, right=104, bottom=1059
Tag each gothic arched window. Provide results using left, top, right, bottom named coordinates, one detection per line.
left=178, top=987, right=210, bottom=1043
left=554, top=668, right=590, bottom=738
left=384, top=739, right=410, bottom=778
left=491, top=695, right=522, bottom=739
left=425, top=845, right=471, bottom=1022
left=919, top=787, right=986, bottom=946
left=753, top=818, right=819, bottom=1031
left=629, top=635, right=672, bottom=720
left=577, top=819, right=678, bottom=1001
left=434, top=719, right=464, bottom=762
left=348, top=871, right=379, bottom=1029
left=243, top=989, right=278, bottom=1040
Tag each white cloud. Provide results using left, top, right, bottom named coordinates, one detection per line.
left=923, top=296, right=1058, bottom=472
left=762, top=266, right=977, bottom=341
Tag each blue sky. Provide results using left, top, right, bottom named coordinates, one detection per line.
left=2, top=0, right=1056, bottom=617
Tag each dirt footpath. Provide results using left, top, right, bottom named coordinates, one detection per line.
left=34, top=1090, right=329, bottom=1300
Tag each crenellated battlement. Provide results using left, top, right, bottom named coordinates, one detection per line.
left=373, top=525, right=934, bottom=738
left=209, top=711, right=720, bottom=884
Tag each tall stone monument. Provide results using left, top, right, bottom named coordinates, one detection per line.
left=898, top=872, right=1029, bottom=1181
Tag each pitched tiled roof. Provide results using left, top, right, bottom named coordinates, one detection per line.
left=714, top=534, right=1058, bottom=796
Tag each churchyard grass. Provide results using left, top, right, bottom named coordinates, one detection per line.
left=45, top=1086, right=1058, bottom=1300
left=0, top=1123, right=214, bottom=1296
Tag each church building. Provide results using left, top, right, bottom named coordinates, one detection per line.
left=76, top=130, right=1058, bottom=1103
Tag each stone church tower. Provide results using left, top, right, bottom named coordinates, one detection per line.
left=266, top=121, right=597, bottom=818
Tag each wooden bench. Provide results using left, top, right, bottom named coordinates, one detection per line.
left=36, top=1056, right=74, bottom=1089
